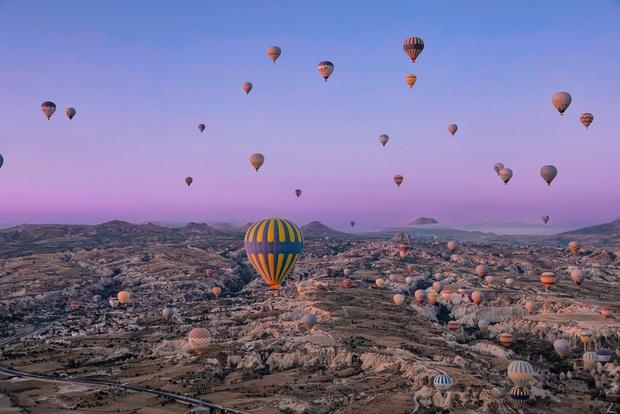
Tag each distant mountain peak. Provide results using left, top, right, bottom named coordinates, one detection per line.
left=408, top=217, right=439, bottom=225
left=301, top=221, right=353, bottom=238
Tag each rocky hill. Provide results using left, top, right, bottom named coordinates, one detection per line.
left=301, top=221, right=355, bottom=239
left=408, top=217, right=439, bottom=225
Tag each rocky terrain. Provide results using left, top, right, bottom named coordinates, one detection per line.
left=0, top=221, right=619, bottom=413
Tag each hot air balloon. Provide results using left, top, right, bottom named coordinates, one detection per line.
left=393, top=294, right=405, bottom=306
left=542, top=215, right=550, bottom=224
left=441, top=287, right=453, bottom=303
left=447, top=241, right=457, bottom=251
left=188, top=327, right=211, bottom=355
left=117, top=291, right=131, bottom=305
left=342, top=277, right=352, bottom=289
left=432, top=281, right=443, bottom=293
left=301, top=313, right=317, bottom=331
left=162, top=305, right=175, bottom=321
left=267, top=46, right=281, bottom=63
left=499, top=168, right=513, bottom=184
left=379, top=134, right=389, bottom=146
left=185, top=177, right=193, bottom=186
left=206, top=269, right=215, bottom=278
left=448, top=124, right=458, bottom=136
left=350, top=221, right=356, bottom=227
left=525, top=301, right=538, bottom=314
left=552, top=91, right=572, bottom=115
left=553, top=339, right=570, bottom=359
left=580, top=333, right=593, bottom=350
left=405, top=73, right=417, bottom=89
left=510, top=386, right=530, bottom=408
left=393, top=175, right=404, bottom=188
left=242, top=82, right=253, bottom=94
left=580, top=113, right=593, bottom=129
left=41, top=101, right=56, bottom=119
left=600, top=306, right=612, bottom=319
left=375, top=278, right=384, bottom=288
left=433, top=374, right=453, bottom=395
left=250, top=153, right=265, bottom=171
left=109, top=297, right=119, bottom=308
left=414, top=289, right=426, bottom=305
left=478, top=319, right=490, bottom=331
left=540, top=271, right=556, bottom=290
left=475, top=264, right=487, bottom=278
left=295, top=189, right=302, bottom=198
left=583, top=351, right=598, bottom=369
left=296, top=284, right=305, bottom=296
left=568, top=241, right=580, bottom=255
left=244, top=218, right=303, bottom=291
left=317, top=61, right=334, bottom=81
left=405, top=276, right=414, bottom=285
left=447, top=321, right=459, bottom=331
left=596, top=349, right=612, bottom=365
left=93, top=295, right=102, bottom=303
left=499, top=332, right=514, bottom=347
left=343, top=268, right=351, bottom=277
left=407, top=264, right=414, bottom=273
left=65, top=107, right=76, bottom=120
left=570, top=268, right=584, bottom=286
left=428, top=291, right=438, bottom=305
left=484, top=275, right=495, bottom=286
left=507, top=360, right=534, bottom=386
left=0, top=154, right=3, bottom=169
left=471, top=290, right=484, bottom=306
left=540, top=165, right=557, bottom=186
left=493, top=163, right=504, bottom=175
left=403, top=36, right=424, bottom=62
left=399, top=244, right=409, bottom=258
left=198, top=123, right=205, bottom=133
left=212, top=286, right=222, bottom=297
left=505, top=278, right=514, bottom=287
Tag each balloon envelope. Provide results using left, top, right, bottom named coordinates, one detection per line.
left=117, top=291, right=131, bottom=304
left=250, top=153, right=265, bottom=171
left=493, top=163, right=504, bottom=175
left=64, top=107, right=76, bottom=120
left=405, top=73, right=417, bottom=88
left=580, top=112, right=593, bottom=129
left=198, top=123, right=205, bottom=133
left=552, top=91, right=572, bottom=115
left=317, top=61, right=334, bottom=81
left=499, top=168, right=513, bottom=184
left=403, top=36, right=424, bottom=62
left=448, top=124, right=458, bottom=136
left=242, top=82, right=253, bottom=94
left=295, top=189, right=302, bottom=198
left=41, top=101, right=56, bottom=119
left=185, top=177, right=193, bottom=186
left=379, top=134, right=389, bottom=146
left=267, top=45, right=281, bottom=62
left=393, top=175, right=404, bottom=187
left=540, top=165, right=557, bottom=185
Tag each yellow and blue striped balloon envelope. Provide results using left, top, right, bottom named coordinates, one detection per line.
left=244, top=218, right=303, bottom=290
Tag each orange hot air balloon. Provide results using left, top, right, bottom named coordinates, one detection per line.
left=405, top=73, right=417, bottom=89
left=267, top=45, right=281, bottom=63
left=414, top=289, right=426, bottom=305
left=471, top=290, right=483, bottom=306
left=600, top=306, right=612, bottom=319
left=540, top=272, right=556, bottom=290
left=428, top=291, right=438, bottom=305
left=568, top=241, right=581, bottom=255
left=212, top=287, right=222, bottom=297
left=499, top=332, right=514, bottom=347
left=205, top=269, right=215, bottom=278
left=475, top=264, right=488, bottom=278
left=375, top=278, right=385, bottom=288
left=580, top=333, right=593, bottom=350
left=447, top=321, right=459, bottom=331
left=407, top=264, right=414, bottom=273
left=580, top=113, right=594, bottom=129
left=250, top=153, right=265, bottom=171
left=393, top=174, right=404, bottom=188
left=441, top=287, right=453, bottom=302
left=188, top=327, right=211, bottom=355
left=399, top=244, right=409, bottom=258
left=117, top=291, right=131, bottom=304
left=342, top=277, right=352, bottom=289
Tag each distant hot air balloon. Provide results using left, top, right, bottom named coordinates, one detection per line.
left=296, top=284, right=305, bottom=296
left=478, top=319, right=490, bottom=331
left=41, top=101, right=56, bottom=119
left=432, top=281, right=443, bottom=293
left=342, top=277, right=352, bottom=289
left=552, top=91, right=572, bottom=115
left=525, top=301, right=538, bottom=314
left=540, top=165, right=557, bottom=186
left=510, top=386, right=530, bottom=408
left=393, top=294, right=405, bottom=306
left=162, top=305, right=175, bottom=321
left=471, top=290, right=483, bottom=306
left=570, top=268, right=584, bottom=286
left=350, top=221, right=356, bottom=227
left=379, top=134, right=389, bottom=147
left=206, top=269, right=215, bottom=278
left=433, top=374, right=453, bottom=395
left=447, top=321, right=459, bottom=331
left=407, top=264, right=414, bottom=273
left=448, top=124, right=458, bottom=136
left=242, top=82, right=253, bottom=94
left=596, top=349, right=613, bottom=365
left=117, top=291, right=131, bottom=305
left=188, top=327, right=211, bottom=355
left=580, top=332, right=593, bottom=350
left=244, top=218, right=303, bottom=291
left=580, top=113, right=594, bottom=129
left=185, top=177, right=193, bottom=186
left=0, top=154, right=3, bottom=169
left=583, top=351, right=598, bottom=369
left=198, top=123, right=205, bottom=133
left=267, top=46, right=281, bottom=63
left=212, top=286, right=222, bottom=297
left=499, top=332, right=514, bottom=347
left=600, top=306, right=612, bottom=319
left=343, top=268, right=351, bottom=277
left=301, top=313, right=317, bottom=331
left=553, top=339, right=570, bottom=359
left=399, top=244, right=409, bottom=258
left=484, top=275, right=495, bottom=285
left=414, top=289, right=426, bottom=305
left=250, top=153, right=265, bottom=171
left=375, top=278, right=384, bottom=288
left=295, top=189, right=302, bottom=198
left=568, top=241, right=580, bottom=255
left=64, top=107, right=76, bottom=120
left=109, top=297, right=120, bottom=308
left=427, top=291, right=438, bottom=305
left=505, top=278, right=514, bottom=287
left=92, top=295, right=102, bottom=303
left=499, top=168, right=513, bottom=184
left=447, top=241, right=457, bottom=251
left=317, top=61, right=334, bottom=81
left=493, top=163, right=504, bottom=175
left=507, top=360, right=534, bottom=387
left=405, top=276, right=414, bottom=285
left=441, top=287, right=453, bottom=302
left=405, top=73, right=417, bottom=89
left=475, top=264, right=488, bottom=278
left=393, top=174, right=404, bottom=188
left=403, top=36, right=424, bottom=62
left=540, top=271, right=556, bottom=290
left=542, top=215, right=550, bottom=224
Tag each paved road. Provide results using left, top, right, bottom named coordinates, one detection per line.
left=0, top=322, right=245, bottom=414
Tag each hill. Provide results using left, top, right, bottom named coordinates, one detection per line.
left=408, top=217, right=439, bottom=225
left=556, top=219, right=620, bottom=246
left=301, top=221, right=355, bottom=239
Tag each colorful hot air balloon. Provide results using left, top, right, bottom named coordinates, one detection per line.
left=499, top=332, right=514, bottom=347
left=600, top=306, right=612, bottom=319
left=198, top=123, right=205, bottom=133
left=342, top=277, right=352, bottom=289
left=267, top=46, right=281, bottom=63
left=542, top=215, right=550, bottom=224
left=301, top=313, right=317, bottom=331
left=242, top=82, right=253, bottom=94
left=212, top=286, right=222, bottom=297
left=244, top=218, right=303, bottom=290
left=393, top=174, right=404, bottom=187
left=295, top=189, right=302, bottom=198
left=596, top=349, right=613, bottom=365
left=505, top=278, right=514, bottom=287
left=162, top=305, right=175, bottom=321
left=552, top=91, right=572, bottom=115
left=206, top=269, right=215, bottom=278
left=448, top=124, right=458, bottom=136
left=405, top=73, right=417, bottom=89
left=403, top=36, right=424, bottom=62
left=188, top=327, right=211, bottom=355
left=568, top=241, right=580, bottom=255
left=379, top=134, right=389, bottom=147
left=117, top=291, right=131, bottom=304
left=493, top=163, right=504, bottom=175
left=414, top=289, right=426, bottom=305
left=570, top=268, right=584, bottom=286
left=441, top=287, right=453, bottom=302
left=583, top=351, right=598, bottom=369
left=428, top=291, right=438, bottom=305
left=475, top=264, right=488, bottom=278
left=484, top=275, right=496, bottom=285
left=250, top=153, right=265, bottom=171
left=64, top=107, right=76, bottom=120
left=580, top=332, right=593, bottom=350
left=399, top=244, right=409, bottom=258
left=525, top=301, right=538, bottom=314
left=375, top=278, right=384, bottom=288
left=580, top=113, right=594, bottom=129
left=407, top=264, right=414, bottom=273
left=553, top=339, right=570, bottom=359
left=471, top=290, right=484, bottom=306
left=540, top=165, right=557, bottom=186
left=41, top=101, right=56, bottom=119
left=510, top=386, right=530, bottom=408
left=393, top=294, right=405, bottom=306
left=432, top=281, right=443, bottom=293
left=540, top=271, right=556, bottom=290
left=447, top=241, right=457, bottom=251
left=499, top=168, right=513, bottom=184
left=507, top=360, right=534, bottom=387
left=185, top=177, right=193, bottom=186
left=317, top=61, right=334, bottom=81
left=350, top=221, right=356, bottom=227
left=433, top=374, right=453, bottom=395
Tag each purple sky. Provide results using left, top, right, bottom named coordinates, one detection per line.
left=0, top=1, right=619, bottom=231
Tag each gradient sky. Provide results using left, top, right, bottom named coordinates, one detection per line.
left=0, top=1, right=619, bottom=231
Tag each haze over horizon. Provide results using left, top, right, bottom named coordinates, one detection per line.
left=1, top=1, right=618, bottom=230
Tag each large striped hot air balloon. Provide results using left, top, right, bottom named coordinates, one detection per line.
left=428, top=291, right=438, bottom=305
left=507, top=360, right=534, bottom=387
left=499, top=168, right=513, bottom=184
left=433, top=374, right=453, bottom=395
left=540, top=165, right=557, bottom=186
left=342, top=277, right=352, bottom=289
left=188, top=327, right=211, bottom=355
left=510, top=386, right=530, bottom=408
left=596, top=349, right=612, bottom=365
left=244, top=218, right=303, bottom=291
left=403, top=36, right=424, bottom=62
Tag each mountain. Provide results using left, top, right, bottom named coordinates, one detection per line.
left=408, top=217, right=439, bottom=225
left=556, top=219, right=620, bottom=246
left=301, top=221, right=355, bottom=239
